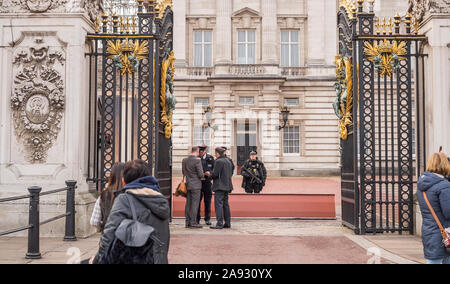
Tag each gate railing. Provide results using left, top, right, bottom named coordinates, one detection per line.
left=0, top=181, right=77, bottom=259
left=337, top=0, right=427, bottom=235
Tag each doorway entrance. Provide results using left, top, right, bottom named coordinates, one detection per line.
left=236, top=120, right=258, bottom=174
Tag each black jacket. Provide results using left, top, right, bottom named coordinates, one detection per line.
left=211, top=156, right=234, bottom=192
left=201, top=154, right=215, bottom=182
left=94, top=187, right=170, bottom=264
left=417, top=172, right=450, bottom=260
left=241, top=158, right=267, bottom=188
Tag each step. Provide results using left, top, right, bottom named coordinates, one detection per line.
left=172, top=193, right=336, bottom=218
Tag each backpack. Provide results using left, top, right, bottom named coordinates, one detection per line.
left=98, top=194, right=164, bottom=264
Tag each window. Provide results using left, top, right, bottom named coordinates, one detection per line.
left=194, top=30, right=212, bottom=67
left=283, top=126, right=300, bottom=154
left=281, top=30, right=299, bottom=67
left=194, top=97, right=210, bottom=106
left=284, top=98, right=299, bottom=107
left=239, top=96, right=255, bottom=106
left=237, top=30, right=256, bottom=64
left=193, top=126, right=211, bottom=147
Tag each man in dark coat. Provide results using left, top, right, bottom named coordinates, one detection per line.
left=196, top=145, right=215, bottom=225
left=241, top=151, right=267, bottom=194
left=182, top=146, right=205, bottom=228
left=417, top=172, right=450, bottom=263
left=92, top=159, right=170, bottom=264
left=210, top=147, right=233, bottom=229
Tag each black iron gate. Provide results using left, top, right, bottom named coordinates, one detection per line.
left=85, top=1, right=174, bottom=211
left=336, top=2, right=427, bottom=234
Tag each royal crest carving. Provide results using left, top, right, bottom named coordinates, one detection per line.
left=0, top=0, right=103, bottom=21
left=409, top=0, right=450, bottom=22
left=11, top=37, right=66, bottom=163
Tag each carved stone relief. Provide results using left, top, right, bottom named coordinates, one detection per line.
left=0, top=0, right=103, bottom=22
left=11, top=36, right=66, bottom=163
left=409, top=0, right=450, bottom=22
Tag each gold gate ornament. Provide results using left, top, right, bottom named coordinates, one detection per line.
left=364, top=39, right=407, bottom=77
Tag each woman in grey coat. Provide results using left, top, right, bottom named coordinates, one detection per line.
left=92, top=160, right=170, bottom=264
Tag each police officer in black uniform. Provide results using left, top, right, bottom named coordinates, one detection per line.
left=241, top=151, right=267, bottom=194
left=197, top=145, right=215, bottom=225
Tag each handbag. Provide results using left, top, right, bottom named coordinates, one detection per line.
left=174, top=176, right=187, bottom=198
left=423, top=191, right=450, bottom=254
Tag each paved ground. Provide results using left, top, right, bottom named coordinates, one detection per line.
left=0, top=219, right=425, bottom=264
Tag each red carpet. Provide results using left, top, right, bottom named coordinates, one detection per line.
left=172, top=194, right=336, bottom=218
left=172, top=177, right=338, bottom=218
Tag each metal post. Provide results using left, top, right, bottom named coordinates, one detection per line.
left=26, top=186, right=41, bottom=259
left=63, top=180, right=77, bottom=242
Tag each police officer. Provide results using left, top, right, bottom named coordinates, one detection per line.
left=197, top=145, right=215, bottom=225
left=241, top=151, right=267, bottom=194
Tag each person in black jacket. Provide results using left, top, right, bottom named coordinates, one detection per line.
left=210, top=147, right=233, bottom=229
left=91, top=159, right=170, bottom=264
left=196, top=145, right=215, bottom=225
left=417, top=152, right=450, bottom=264
left=241, top=151, right=267, bottom=194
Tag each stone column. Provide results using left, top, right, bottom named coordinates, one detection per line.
left=0, top=0, right=102, bottom=238
left=306, top=0, right=326, bottom=66
left=261, top=0, right=278, bottom=65
left=409, top=0, right=450, bottom=236
left=215, top=0, right=232, bottom=67
left=173, top=0, right=187, bottom=67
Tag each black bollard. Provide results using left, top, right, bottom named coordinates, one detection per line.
left=63, top=180, right=77, bottom=242
left=26, top=186, right=42, bottom=259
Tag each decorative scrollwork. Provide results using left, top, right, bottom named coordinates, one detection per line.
left=155, top=0, right=173, bottom=19
left=160, top=51, right=176, bottom=139
left=364, top=39, right=407, bottom=77
left=106, top=38, right=149, bottom=75
left=333, top=55, right=353, bottom=140
left=11, top=37, right=65, bottom=163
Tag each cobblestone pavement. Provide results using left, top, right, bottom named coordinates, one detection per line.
left=0, top=219, right=424, bottom=264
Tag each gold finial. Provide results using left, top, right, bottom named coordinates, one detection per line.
left=351, top=0, right=357, bottom=18
left=94, top=17, right=100, bottom=33
left=112, top=13, right=119, bottom=34
left=125, top=17, right=131, bottom=34
left=413, top=17, right=419, bottom=34
left=132, top=17, right=137, bottom=34
left=119, top=17, right=125, bottom=34
left=405, top=12, right=412, bottom=34
left=375, top=18, right=381, bottom=34
left=357, top=0, right=364, bottom=13
left=382, top=18, right=387, bottom=34
left=394, top=12, right=401, bottom=34
left=102, top=13, right=109, bottom=33
left=388, top=18, right=393, bottom=34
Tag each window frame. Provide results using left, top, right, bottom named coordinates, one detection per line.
left=282, top=125, right=301, bottom=155
left=280, top=29, right=300, bottom=67
left=193, top=30, right=213, bottom=67
left=237, top=29, right=257, bottom=65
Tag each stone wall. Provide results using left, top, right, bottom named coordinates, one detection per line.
left=0, top=0, right=102, bottom=237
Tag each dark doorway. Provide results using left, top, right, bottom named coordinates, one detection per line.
left=236, top=120, right=257, bottom=175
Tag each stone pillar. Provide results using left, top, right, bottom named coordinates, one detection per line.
left=261, top=0, right=278, bottom=65
left=215, top=0, right=232, bottom=67
left=306, top=0, right=326, bottom=66
left=0, top=0, right=102, bottom=238
left=409, top=0, right=450, bottom=158
left=409, top=0, right=450, bottom=236
left=173, top=0, right=187, bottom=67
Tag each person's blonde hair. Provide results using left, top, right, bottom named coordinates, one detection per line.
left=426, top=152, right=450, bottom=176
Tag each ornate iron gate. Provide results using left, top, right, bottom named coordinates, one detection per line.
left=336, top=1, right=427, bottom=234
left=85, top=0, right=175, bottom=212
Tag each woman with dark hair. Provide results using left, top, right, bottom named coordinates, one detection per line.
left=90, top=162, right=125, bottom=232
